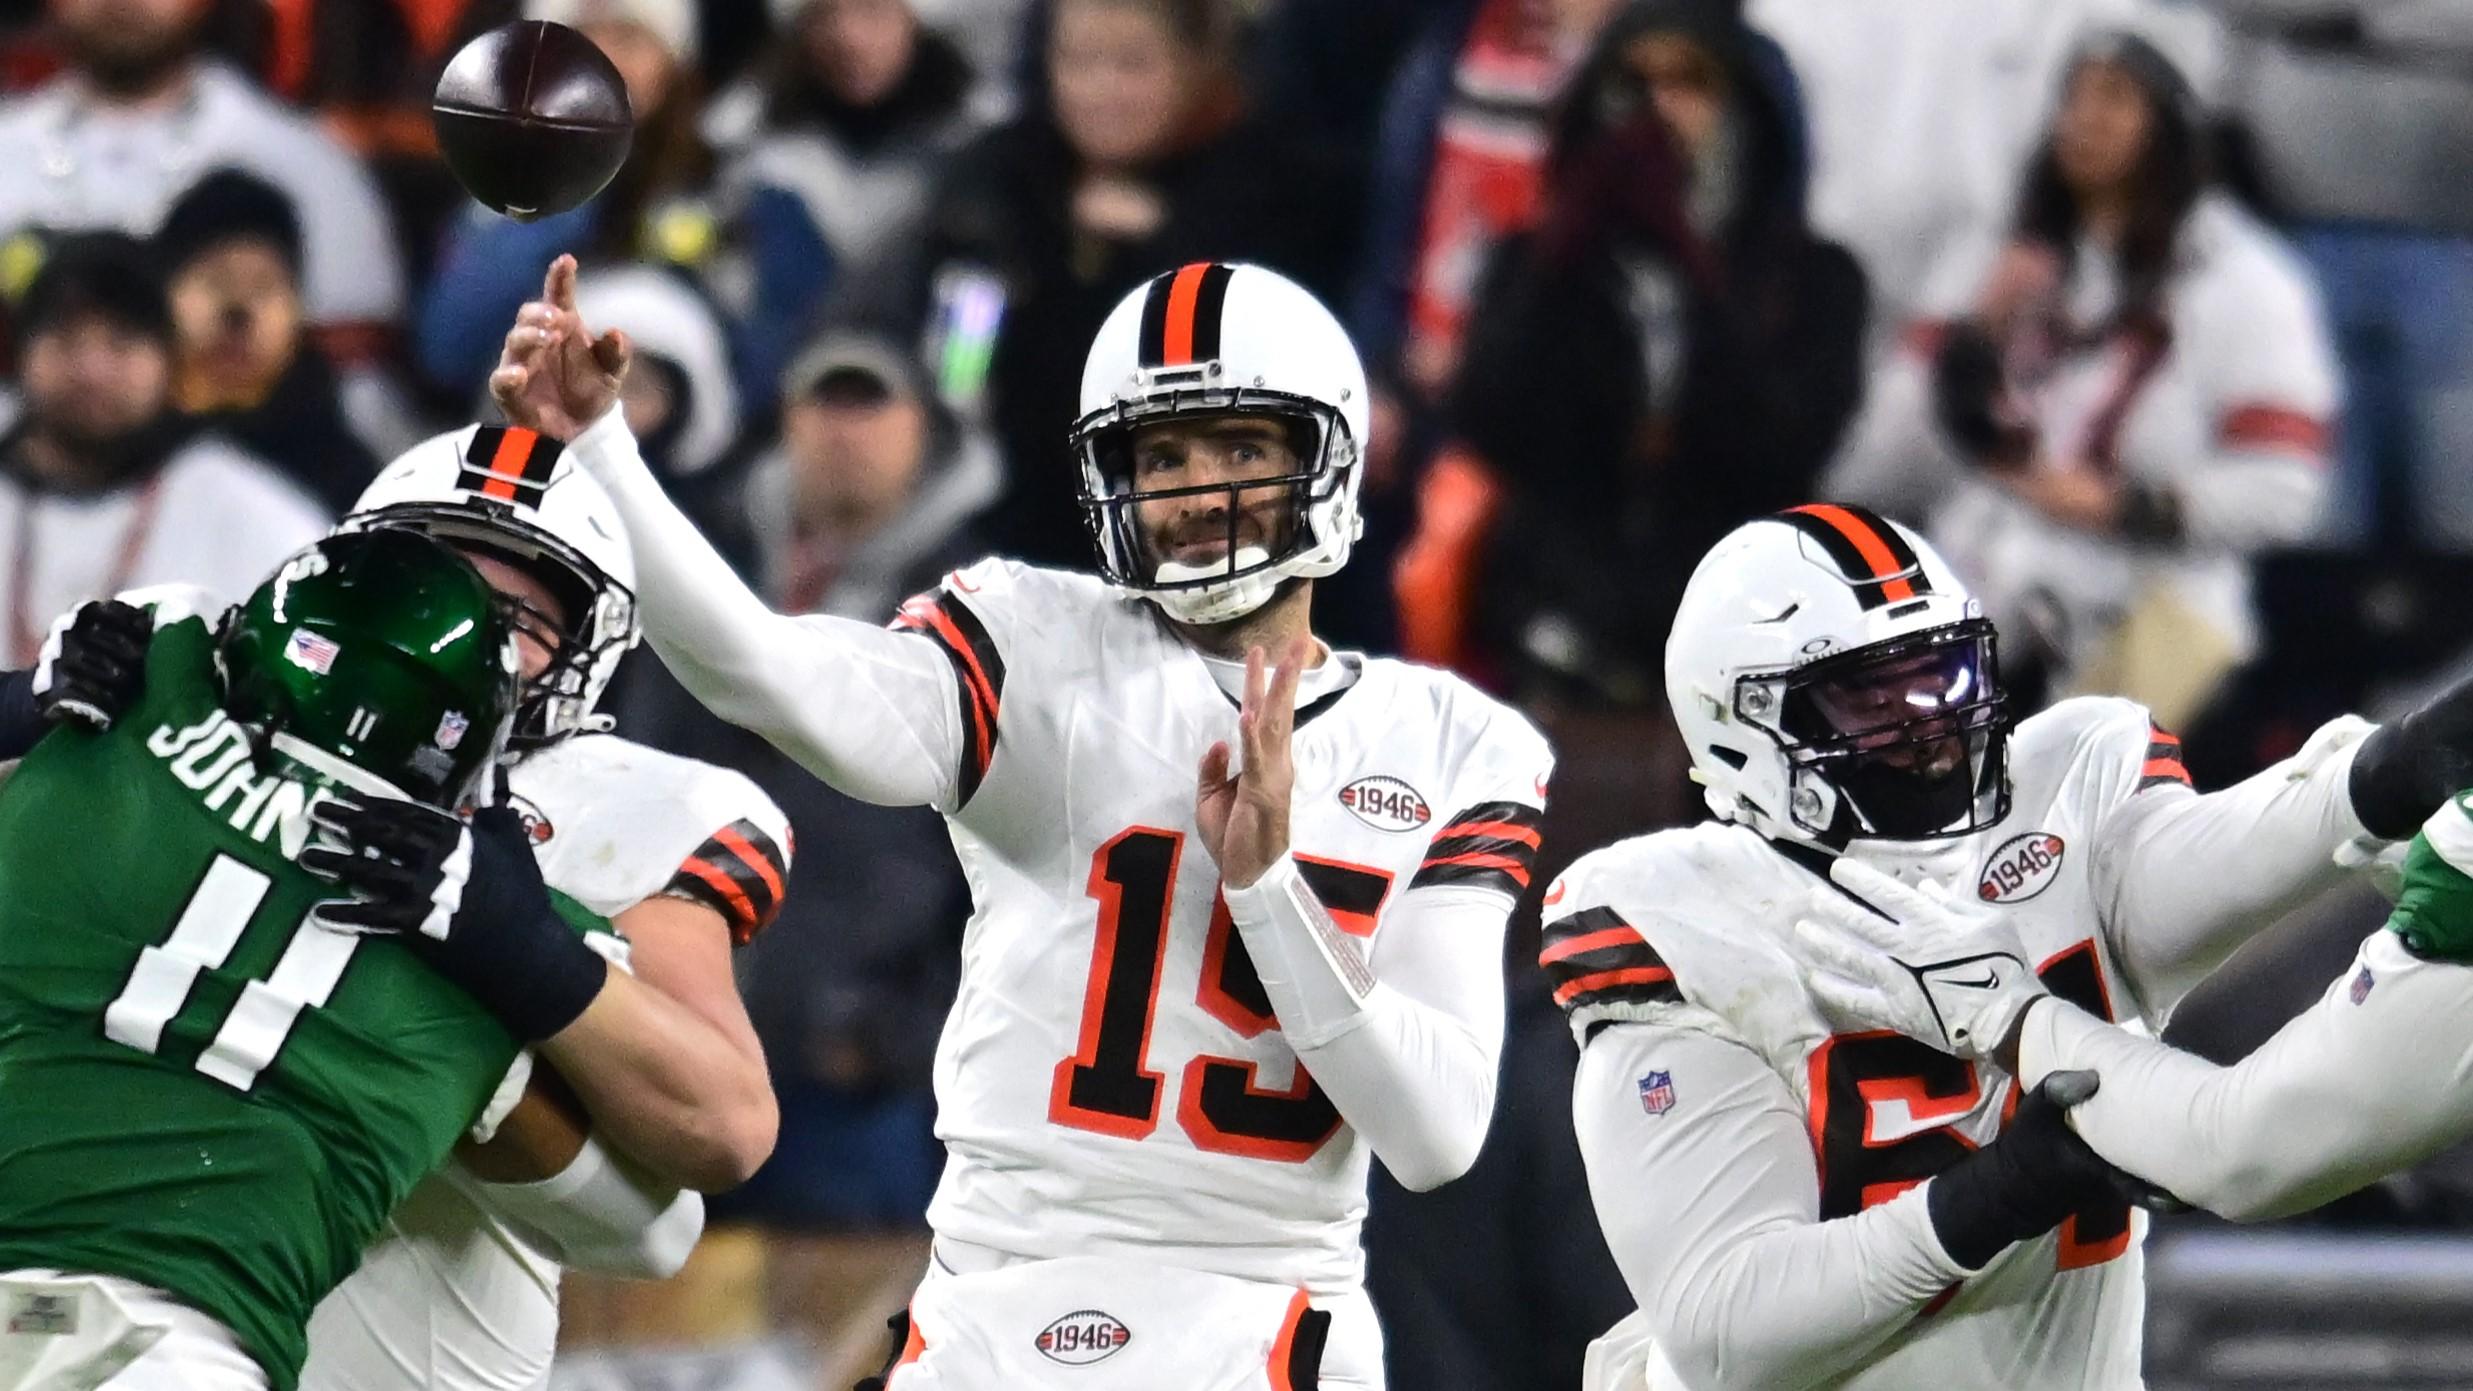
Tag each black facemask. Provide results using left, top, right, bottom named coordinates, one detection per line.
left=1771, top=621, right=2013, bottom=842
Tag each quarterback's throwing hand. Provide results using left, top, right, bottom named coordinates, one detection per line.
left=1196, top=637, right=1310, bottom=890
left=488, top=254, right=631, bottom=443
left=1795, top=858, right=2047, bottom=1063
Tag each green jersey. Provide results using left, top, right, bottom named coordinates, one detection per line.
left=0, top=617, right=599, bottom=1389
left=2391, top=790, right=2473, bottom=963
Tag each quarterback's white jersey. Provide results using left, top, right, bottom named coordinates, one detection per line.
left=901, top=558, right=1550, bottom=1295
left=563, top=405, right=1549, bottom=1389
left=1552, top=697, right=2371, bottom=1391
left=300, top=734, right=790, bottom=1391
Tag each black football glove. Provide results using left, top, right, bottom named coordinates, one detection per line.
left=1926, top=1070, right=2181, bottom=1270
left=2350, top=672, right=2473, bottom=841
left=1931, top=322, right=2037, bottom=469
left=33, top=599, right=152, bottom=730
left=304, top=798, right=607, bottom=1041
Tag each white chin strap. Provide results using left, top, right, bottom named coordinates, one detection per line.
left=1146, top=545, right=1282, bottom=626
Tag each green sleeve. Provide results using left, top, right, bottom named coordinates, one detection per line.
left=2390, top=793, right=2473, bottom=962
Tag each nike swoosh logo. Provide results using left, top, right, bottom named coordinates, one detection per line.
left=1939, top=972, right=1999, bottom=990
left=1543, top=881, right=1567, bottom=906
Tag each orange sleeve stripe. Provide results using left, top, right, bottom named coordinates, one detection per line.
left=2142, top=757, right=2192, bottom=783
left=1538, top=925, right=1645, bottom=966
left=2219, top=403, right=2332, bottom=457
left=1552, top=965, right=1675, bottom=1006
left=678, top=856, right=759, bottom=928
left=896, top=1306, right=927, bottom=1367
left=713, top=825, right=786, bottom=905
left=1420, top=850, right=1532, bottom=880
left=902, top=599, right=996, bottom=770
left=2148, top=727, right=2182, bottom=748
left=1435, top=820, right=1543, bottom=848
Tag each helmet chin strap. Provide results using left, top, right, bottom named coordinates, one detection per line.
left=1146, top=546, right=1282, bottom=626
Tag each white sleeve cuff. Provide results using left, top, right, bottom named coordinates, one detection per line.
left=1222, top=851, right=1376, bottom=1046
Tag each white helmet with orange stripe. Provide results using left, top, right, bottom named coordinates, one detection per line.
left=1666, top=504, right=2012, bottom=847
left=338, top=424, right=640, bottom=749
left=1070, top=261, right=1368, bottom=626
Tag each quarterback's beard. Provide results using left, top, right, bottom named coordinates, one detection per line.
left=63, top=19, right=198, bottom=98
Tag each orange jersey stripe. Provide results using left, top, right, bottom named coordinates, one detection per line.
left=1552, top=965, right=1674, bottom=1006
left=1434, top=819, right=1543, bottom=848
left=905, top=599, right=998, bottom=772
left=1267, top=1290, right=1311, bottom=1391
left=1419, top=850, right=1532, bottom=882
left=1538, top=925, right=1644, bottom=966
left=713, top=825, right=786, bottom=905
left=2142, top=756, right=2191, bottom=783
left=1161, top=263, right=1210, bottom=365
left=679, top=856, right=758, bottom=927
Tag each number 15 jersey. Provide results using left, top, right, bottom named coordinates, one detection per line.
left=899, top=559, right=1552, bottom=1296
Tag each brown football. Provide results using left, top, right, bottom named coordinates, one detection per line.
left=432, top=20, right=633, bottom=222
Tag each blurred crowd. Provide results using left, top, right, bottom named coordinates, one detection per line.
left=0, top=0, right=2466, bottom=1384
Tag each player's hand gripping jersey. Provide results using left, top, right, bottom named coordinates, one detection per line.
left=304, top=733, right=788, bottom=1391
left=0, top=615, right=604, bottom=1391
left=1551, top=508, right=2373, bottom=1391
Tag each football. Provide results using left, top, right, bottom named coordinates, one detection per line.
left=431, top=20, right=633, bottom=222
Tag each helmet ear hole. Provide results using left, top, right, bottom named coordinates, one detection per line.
left=1708, top=745, right=1750, bottom=770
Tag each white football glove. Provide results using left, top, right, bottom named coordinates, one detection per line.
left=1795, top=858, right=2049, bottom=1063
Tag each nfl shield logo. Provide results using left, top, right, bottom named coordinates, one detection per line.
left=1638, top=1071, right=1676, bottom=1116
left=284, top=629, right=341, bottom=675
left=434, top=710, right=470, bottom=750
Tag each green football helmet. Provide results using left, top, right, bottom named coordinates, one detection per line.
left=218, top=530, right=523, bottom=808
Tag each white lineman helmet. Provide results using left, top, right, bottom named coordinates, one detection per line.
left=1071, top=261, right=1368, bottom=626
left=1666, top=505, right=2012, bottom=846
left=338, top=424, right=640, bottom=748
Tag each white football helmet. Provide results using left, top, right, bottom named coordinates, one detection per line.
left=337, top=424, right=640, bottom=748
left=1070, top=261, right=1368, bottom=626
left=1666, top=505, right=2012, bottom=846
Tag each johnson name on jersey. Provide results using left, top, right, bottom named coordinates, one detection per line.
left=895, top=557, right=1551, bottom=1296
left=1547, top=695, right=2194, bottom=1390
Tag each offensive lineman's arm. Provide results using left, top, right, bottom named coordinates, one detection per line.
left=495, top=256, right=966, bottom=811
left=2091, top=706, right=2374, bottom=1019
left=1575, top=1023, right=1972, bottom=1390
left=2022, top=799, right=2473, bottom=1221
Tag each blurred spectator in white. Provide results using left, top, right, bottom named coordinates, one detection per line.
left=1748, top=0, right=2222, bottom=338
left=416, top=0, right=715, bottom=400
left=0, top=232, right=325, bottom=663
left=1399, top=0, right=1866, bottom=698
left=1828, top=30, right=2335, bottom=728
left=614, top=331, right=986, bottom=1391
left=0, top=0, right=405, bottom=364
left=573, top=262, right=744, bottom=486
left=157, top=168, right=381, bottom=514
left=2201, top=0, right=2473, bottom=550
left=705, top=0, right=992, bottom=407
left=873, top=0, right=1356, bottom=572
